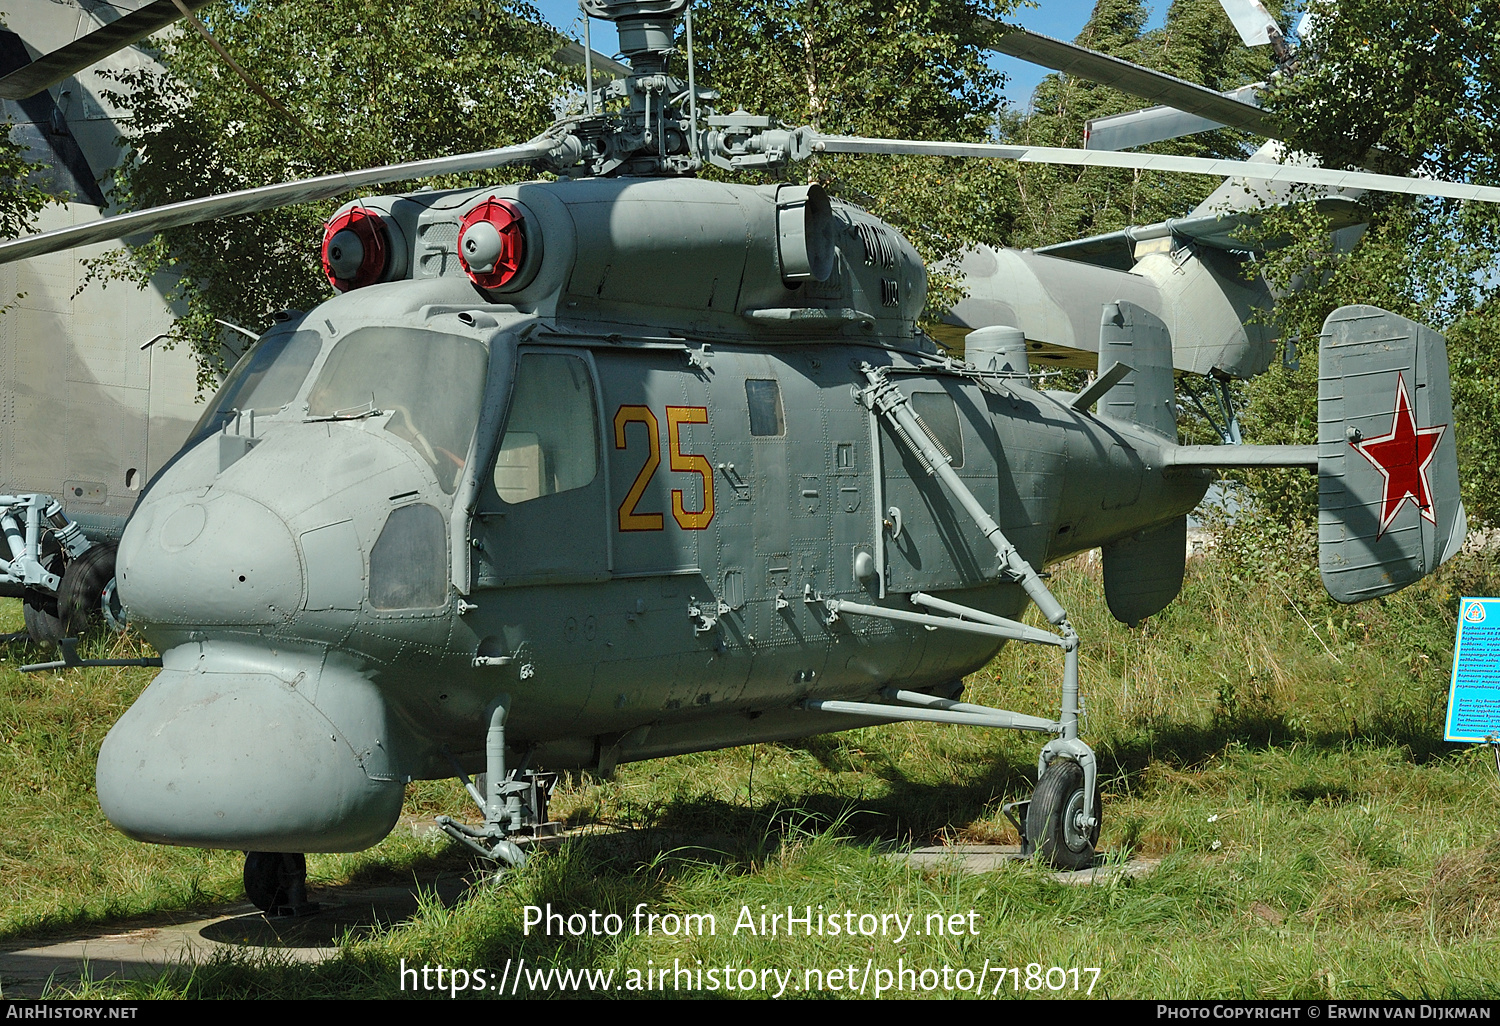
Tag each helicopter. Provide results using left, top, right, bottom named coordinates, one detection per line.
left=0, top=0, right=1484, bottom=912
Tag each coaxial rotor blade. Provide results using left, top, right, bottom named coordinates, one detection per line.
left=0, top=130, right=575, bottom=266
left=551, top=39, right=632, bottom=80
left=1085, top=84, right=1262, bottom=150
left=982, top=22, right=1282, bottom=139
left=0, top=0, right=216, bottom=100
left=807, top=134, right=1500, bottom=205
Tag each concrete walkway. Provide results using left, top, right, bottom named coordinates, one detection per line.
left=895, top=844, right=1160, bottom=883
left=0, top=870, right=473, bottom=998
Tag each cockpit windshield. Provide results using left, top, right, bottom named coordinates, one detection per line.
left=191, top=328, right=322, bottom=437
left=306, top=327, right=488, bottom=493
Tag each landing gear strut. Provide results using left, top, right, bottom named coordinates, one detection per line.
left=243, top=852, right=318, bottom=916
left=800, top=366, right=1106, bottom=870
left=437, top=695, right=560, bottom=868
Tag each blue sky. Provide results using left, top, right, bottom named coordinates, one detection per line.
left=529, top=2, right=1167, bottom=112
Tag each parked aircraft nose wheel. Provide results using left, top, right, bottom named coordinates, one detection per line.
left=1025, top=760, right=1101, bottom=871
left=243, top=852, right=319, bottom=916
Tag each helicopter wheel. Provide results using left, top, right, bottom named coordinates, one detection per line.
left=58, top=542, right=117, bottom=636
left=243, top=852, right=318, bottom=916
left=21, top=543, right=67, bottom=646
left=22, top=590, right=64, bottom=645
left=1025, top=760, right=1101, bottom=871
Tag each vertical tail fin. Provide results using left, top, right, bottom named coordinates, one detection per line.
left=1318, top=305, right=1466, bottom=602
left=1096, top=300, right=1177, bottom=437
left=1098, top=301, right=1186, bottom=624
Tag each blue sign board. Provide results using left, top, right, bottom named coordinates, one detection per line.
left=1446, top=597, right=1500, bottom=743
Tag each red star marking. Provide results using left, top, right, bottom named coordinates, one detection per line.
left=1349, top=373, right=1446, bottom=539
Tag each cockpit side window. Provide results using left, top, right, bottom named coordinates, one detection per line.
left=493, top=353, right=599, bottom=504
left=306, top=327, right=488, bottom=493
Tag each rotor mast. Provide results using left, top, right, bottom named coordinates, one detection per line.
left=569, top=0, right=812, bottom=178
left=570, top=0, right=707, bottom=176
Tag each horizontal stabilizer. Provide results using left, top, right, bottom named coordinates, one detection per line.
left=1318, top=306, right=1465, bottom=602
left=1163, top=445, right=1317, bottom=468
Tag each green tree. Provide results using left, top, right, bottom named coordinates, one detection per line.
left=93, top=0, right=565, bottom=390
left=0, top=127, right=48, bottom=241
left=1250, top=0, right=1500, bottom=525
left=688, top=0, right=1020, bottom=314
left=0, top=122, right=53, bottom=316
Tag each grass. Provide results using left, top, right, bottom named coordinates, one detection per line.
left=3, top=531, right=1500, bottom=998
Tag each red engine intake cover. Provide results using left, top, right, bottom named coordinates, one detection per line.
left=321, top=207, right=389, bottom=292
left=458, top=198, right=526, bottom=291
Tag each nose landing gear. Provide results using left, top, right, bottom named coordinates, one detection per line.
left=243, top=852, right=319, bottom=917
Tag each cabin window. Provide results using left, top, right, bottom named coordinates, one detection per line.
left=306, top=327, right=488, bottom=494
left=494, top=353, right=599, bottom=504
left=192, top=329, right=322, bottom=434
left=910, top=391, right=964, bottom=469
left=745, top=379, right=785, bottom=437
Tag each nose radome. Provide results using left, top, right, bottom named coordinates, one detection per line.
left=117, top=490, right=305, bottom=626
left=96, top=659, right=404, bottom=852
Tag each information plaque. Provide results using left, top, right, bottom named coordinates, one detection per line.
left=1446, top=597, right=1500, bottom=743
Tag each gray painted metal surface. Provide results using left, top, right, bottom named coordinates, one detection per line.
left=1318, top=307, right=1465, bottom=602
left=936, top=243, right=1277, bottom=380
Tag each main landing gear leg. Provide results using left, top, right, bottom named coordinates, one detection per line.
left=437, top=695, right=558, bottom=871
left=843, top=366, right=1102, bottom=869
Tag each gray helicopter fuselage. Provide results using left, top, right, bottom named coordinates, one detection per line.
left=96, top=176, right=1207, bottom=853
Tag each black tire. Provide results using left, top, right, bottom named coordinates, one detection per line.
left=59, top=543, right=117, bottom=636
left=22, top=590, right=64, bottom=645
left=1025, top=760, right=1101, bottom=871
left=243, top=851, right=308, bottom=913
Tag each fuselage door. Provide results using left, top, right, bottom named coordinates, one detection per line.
left=474, top=346, right=609, bottom=587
